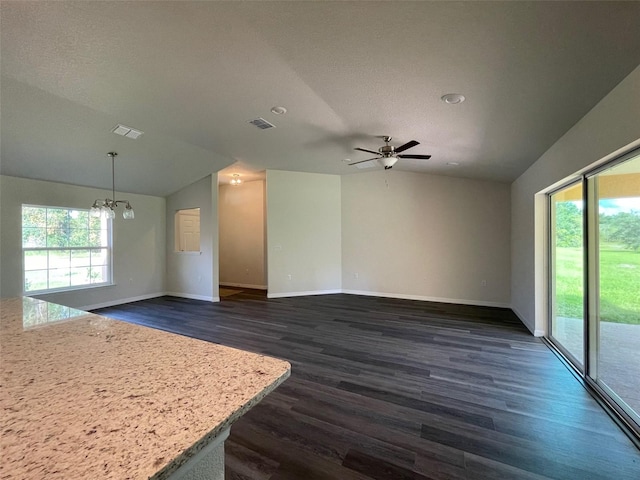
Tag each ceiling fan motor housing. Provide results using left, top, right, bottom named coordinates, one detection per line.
left=379, top=145, right=395, bottom=155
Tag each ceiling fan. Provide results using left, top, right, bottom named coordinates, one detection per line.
left=349, top=136, right=431, bottom=169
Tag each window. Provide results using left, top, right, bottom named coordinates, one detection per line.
left=22, top=205, right=112, bottom=293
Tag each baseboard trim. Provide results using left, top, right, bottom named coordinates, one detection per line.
left=220, top=282, right=267, bottom=290
left=82, top=292, right=165, bottom=311
left=266, top=288, right=510, bottom=309
left=341, top=289, right=510, bottom=309
left=510, top=305, right=542, bottom=336
left=267, top=289, right=342, bottom=299
left=165, top=292, right=219, bottom=303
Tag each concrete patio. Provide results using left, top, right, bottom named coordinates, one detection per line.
left=554, top=317, right=640, bottom=419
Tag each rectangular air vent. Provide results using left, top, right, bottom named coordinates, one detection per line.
left=112, top=124, right=144, bottom=139
left=249, top=118, right=276, bottom=130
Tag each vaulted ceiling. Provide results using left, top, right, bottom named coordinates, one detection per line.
left=1, top=1, right=639, bottom=196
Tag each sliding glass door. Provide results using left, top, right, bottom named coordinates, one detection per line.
left=549, top=148, right=640, bottom=435
left=588, top=152, right=640, bottom=426
left=550, top=182, right=584, bottom=368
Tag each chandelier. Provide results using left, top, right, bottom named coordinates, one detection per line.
left=90, top=152, right=135, bottom=220
left=230, top=174, right=242, bottom=186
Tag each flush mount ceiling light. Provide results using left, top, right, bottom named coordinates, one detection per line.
left=230, top=174, right=242, bottom=186
left=90, top=152, right=135, bottom=220
left=111, top=124, right=144, bottom=139
left=270, top=106, right=287, bottom=115
left=440, top=93, right=466, bottom=105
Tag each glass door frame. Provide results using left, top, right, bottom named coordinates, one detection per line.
left=547, top=179, right=587, bottom=372
left=547, top=146, right=640, bottom=442
left=585, top=147, right=640, bottom=436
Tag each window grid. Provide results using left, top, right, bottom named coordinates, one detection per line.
left=22, top=205, right=112, bottom=293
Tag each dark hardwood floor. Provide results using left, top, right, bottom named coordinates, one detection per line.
left=95, top=291, right=640, bottom=480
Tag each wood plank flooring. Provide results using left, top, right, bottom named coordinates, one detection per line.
left=95, top=291, right=640, bottom=480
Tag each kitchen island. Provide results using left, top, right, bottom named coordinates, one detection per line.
left=0, top=297, right=291, bottom=479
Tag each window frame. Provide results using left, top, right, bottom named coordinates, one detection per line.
left=21, top=204, right=114, bottom=294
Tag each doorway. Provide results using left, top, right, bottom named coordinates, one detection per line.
left=217, top=175, right=267, bottom=299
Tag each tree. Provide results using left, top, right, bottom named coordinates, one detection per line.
left=555, top=201, right=582, bottom=248
left=607, top=210, right=640, bottom=251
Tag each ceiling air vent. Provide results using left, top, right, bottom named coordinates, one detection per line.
left=249, top=118, right=276, bottom=130
left=112, top=124, right=144, bottom=139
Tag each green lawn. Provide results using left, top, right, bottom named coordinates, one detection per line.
left=555, top=244, right=640, bottom=324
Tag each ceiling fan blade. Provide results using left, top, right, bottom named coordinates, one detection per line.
left=349, top=157, right=380, bottom=166
left=354, top=147, right=380, bottom=155
left=394, top=140, right=419, bottom=153
left=397, top=154, right=431, bottom=160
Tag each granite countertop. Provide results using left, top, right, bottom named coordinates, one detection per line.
left=0, top=297, right=290, bottom=479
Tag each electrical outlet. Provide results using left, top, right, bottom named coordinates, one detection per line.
left=287, top=274, right=292, bottom=280
left=481, top=279, right=487, bottom=287
left=354, top=273, right=359, bottom=279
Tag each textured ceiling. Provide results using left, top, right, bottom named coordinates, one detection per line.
left=1, top=1, right=639, bottom=196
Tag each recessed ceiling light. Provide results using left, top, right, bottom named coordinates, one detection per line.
left=441, top=94, right=466, bottom=105
left=270, top=106, right=287, bottom=115
left=447, top=162, right=460, bottom=166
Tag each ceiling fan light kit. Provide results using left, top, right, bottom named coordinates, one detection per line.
left=349, top=136, right=431, bottom=170
left=378, top=157, right=398, bottom=170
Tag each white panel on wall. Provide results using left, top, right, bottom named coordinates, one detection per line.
left=219, top=180, right=266, bottom=289
left=266, top=170, right=341, bottom=296
left=341, top=170, right=511, bottom=307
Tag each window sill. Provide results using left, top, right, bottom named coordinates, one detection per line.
left=25, top=282, right=115, bottom=296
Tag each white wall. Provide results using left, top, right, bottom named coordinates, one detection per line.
left=266, top=170, right=341, bottom=297
left=341, top=170, right=511, bottom=307
left=0, top=175, right=166, bottom=309
left=219, top=180, right=266, bottom=289
left=166, top=175, right=219, bottom=301
left=511, top=65, right=640, bottom=335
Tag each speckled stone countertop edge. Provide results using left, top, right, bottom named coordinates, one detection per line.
left=150, top=367, right=291, bottom=480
